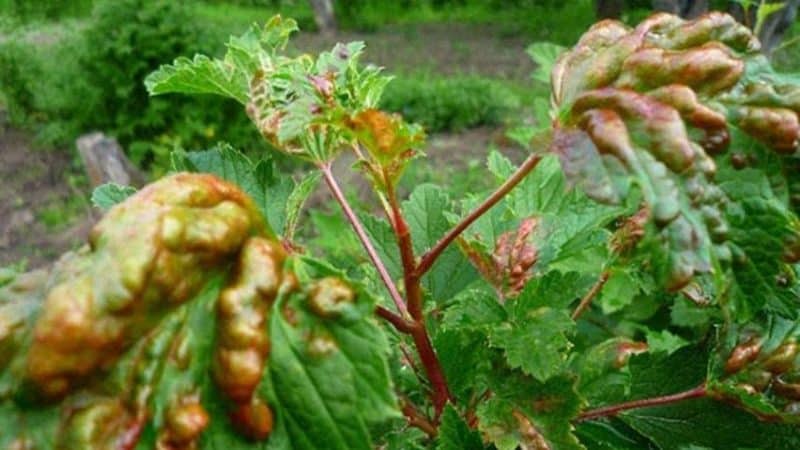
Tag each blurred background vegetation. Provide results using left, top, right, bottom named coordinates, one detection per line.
left=1, top=0, right=799, bottom=265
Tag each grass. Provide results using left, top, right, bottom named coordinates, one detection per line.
left=335, top=0, right=595, bottom=45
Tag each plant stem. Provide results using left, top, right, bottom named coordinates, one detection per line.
left=376, top=305, right=415, bottom=333
left=386, top=182, right=452, bottom=417
left=575, top=384, right=707, bottom=422
left=409, top=322, right=452, bottom=417
left=571, top=270, right=611, bottom=320
left=416, top=153, right=542, bottom=278
left=400, top=396, right=438, bottom=438
left=321, top=162, right=452, bottom=416
left=318, top=163, right=409, bottom=317
left=387, top=183, right=424, bottom=320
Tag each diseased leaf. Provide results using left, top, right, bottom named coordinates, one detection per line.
left=0, top=174, right=398, bottom=450
left=172, top=143, right=293, bottom=235
left=478, top=372, right=583, bottom=450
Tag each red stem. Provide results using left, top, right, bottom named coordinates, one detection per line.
left=387, top=184, right=424, bottom=320
left=401, top=396, right=438, bottom=438
left=376, top=305, right=415, bottom=333
left=416, top=154, right=542, bottom=278
left=386, top=182, right=452, bottom=417
left=320, top=162, right=451, bottom=416
left=571, top=270, right=611, bottom=320
left=409, top=322, right=451, bottom=417
left=318, top=163, right=409, bottom=317
left=576, top=384, right=707, bottom=422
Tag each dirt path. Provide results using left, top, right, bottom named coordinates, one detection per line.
left=0, top=117, right=94, bottom=269
left=293, top=23, right=535, bottom=81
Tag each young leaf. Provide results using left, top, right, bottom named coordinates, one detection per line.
left=145, top=18, right=299, bottom=104
left=527, top=42, right=566, bottom=86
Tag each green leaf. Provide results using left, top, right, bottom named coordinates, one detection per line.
left=381, top=427, right=428, bottom=450
left=614, top=347, right=800, bottom=449
left=575, top=419, right=657, bottom=450
left=717, top=129, right=800, bottom=320
left=308, top=209, right=363, bottom=272
left=516, top=271, right=595, bottom=310
left=478, top=373, right=583, bottom=450
left=645, top=330, right=690, bottom=356
left=437, top=405, right=486, bottom=450
left=670, top=296, right=715, bottom=328
left=211, top=257, right=397, bottom=450
left=574, top=337, right=637, bottom=406
left=90, top=183, right=137, bottom=211
left=145, top=54, right=250, bottom=104
left=599, top=269, right=639, bottom=314
left=283, top=172, right=320, bottom=242
left=172, top=144, right=293, bottom=236
left=492, top=154, right=623, bottom=273
left=404, top=184, right=478, bottom=302
left=441, top=288, right=506, bottom=331
left=527, top=42, right=566, bottom=85
left=360, top=213, right=403, bottom=281
left=145, top=18, right=299, bottom=104
left=490, top=307, right=575, bottom=382
left=434, top=327, right=493, bottom=403
left=622, top=398, right=800, bottom=450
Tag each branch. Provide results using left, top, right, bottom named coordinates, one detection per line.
left=401, top=396, right=438, bottom=438
left=387, top=182, right=424, bottom=320
left=318, top=163, right=409, bottom=317
left=416, top=153, right=542, bottom=278
left=376, top=305, right=415, bottom=333
left=571, top=270, right=611, bottom=320
left=385, top=181, right=452, bottom=415
left=575, top=384, right=707, bottom=422
left=409, top=322, right=452, bottom=417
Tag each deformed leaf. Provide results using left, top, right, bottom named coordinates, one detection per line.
left=173, top=143, right=293, bottom=236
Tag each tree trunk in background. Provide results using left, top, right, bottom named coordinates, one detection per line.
left=652, top=0, right=709, bottom=18
left=595, top=0, right=624, bottom=19
left=310, top=0, right=337, bottom=34
left=730, top=0, right=800, bottom=54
